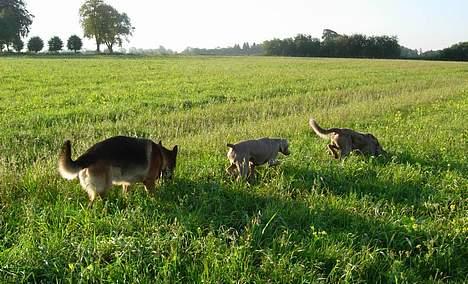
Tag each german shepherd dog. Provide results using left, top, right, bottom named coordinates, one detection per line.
left=309, top=118, right=384, bottom=159
left=58, top=136, right=178, bottom=205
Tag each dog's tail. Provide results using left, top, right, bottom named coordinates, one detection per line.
left=58, top=140, right=82, bottom=180
left=226, top=143, right=236, bottom=149
left=309, top=118, right=334, bottom=140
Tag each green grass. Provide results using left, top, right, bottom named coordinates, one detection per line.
left=0, top=56, right=467, bottom=283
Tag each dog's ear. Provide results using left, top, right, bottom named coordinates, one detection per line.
left=158, top=140, right=162, bottom=145
left=173, top=145, right=178, bottom=153
left=227, top=143, right=235, bottom=149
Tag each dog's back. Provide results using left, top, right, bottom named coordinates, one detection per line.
left=76, top=136, right=151, bottom=170
left=309, top=118, right=384, bottom=158
left=59, top=136, right=152, bottom=180
left=58, top=136, right=178, bottom=205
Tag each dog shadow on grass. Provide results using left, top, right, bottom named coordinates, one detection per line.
left=380, top=150, right=467, bottom=177
left=282, top=158, right=432, bottom=207
left=142, top=175, right=455, bottom=279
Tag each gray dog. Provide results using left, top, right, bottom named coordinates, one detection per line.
left=225, top=138, right=290, bottom=180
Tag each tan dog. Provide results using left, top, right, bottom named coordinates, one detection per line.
left=225, top=138, right=290, bottom=180
left=309, top=118, right=384, bottom=159
left=58, top=136, right=178, bottom=206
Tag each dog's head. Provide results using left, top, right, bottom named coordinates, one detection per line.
left=160, top=141, right=178, bottom=179
left=279, top=139, right=290, bottom=156
left=367, top=134, right=385, bottom=156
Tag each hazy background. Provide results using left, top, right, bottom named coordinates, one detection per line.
left=25, top=0, right=468, bottom=52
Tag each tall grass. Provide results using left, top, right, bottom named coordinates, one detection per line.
left=0, top=56, right=467, bottom=282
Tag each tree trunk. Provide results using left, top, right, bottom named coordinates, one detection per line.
left=106, top=42, right=113, bottom=53
left=96, top=38, right=100, bottom=53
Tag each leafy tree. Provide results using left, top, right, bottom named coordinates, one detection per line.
left=322, top=29, right=340, bottom=41
left=242, top=42, right=250, bottom=55
left=27, top=36, right=43, bottom=53
left=100, top=6, right=133, bottom=53
left=0, top=0, right=33, bottom=51
left=80, top=0, right=133, bottom=53
left=400, top=46, right=419, bottom=58
left=440, top=42, right=468, bottom=61
left=12, top=35, right=23, bottom=52
left=48, top=36, right=63, bottom=52
left=67, top=35, right=83, bottom=53
left=348, top=34, right=367, bottom=57
left=79, top=0, right=105, bottom=52
left=263, top=38, right=283, bottom=56
left=294, top=34, right=320, bottom=57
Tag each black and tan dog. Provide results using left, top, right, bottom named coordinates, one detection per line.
left=58, top=136, right=178, bottom=205
left=309, top=118, right=384, bottom=159
left=225, top=138, right=290, bottom=180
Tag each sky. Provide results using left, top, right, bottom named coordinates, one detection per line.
left=24, top=0, right=468, bottom=52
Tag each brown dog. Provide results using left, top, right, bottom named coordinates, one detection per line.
left=309, top=118, right=384, bottom=159
left=225, top=138, right=290, bottom=180
left=58, top=136, right=178, bottom=206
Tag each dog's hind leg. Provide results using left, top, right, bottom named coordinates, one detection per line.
left=327, top=144, right=340, bottom=159
left=248, top=162, right=256, bottom=180
left=80, top=165, right=111, bottom=207
left=79, top=169, right=97, bottom=207
left=226, top=163, right=237, bottom=177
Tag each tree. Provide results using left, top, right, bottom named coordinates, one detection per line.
left=100, top=5, right=134, bottom=53
left=12, top=35, right=23, bottom=52
left=0, top=0, right=33, bottom=51
left=322, top=29, right=340, bottom=41
left=242, top=42, right=250, bottom=55
left=67, top=35, right=83, bottom=53
left=79, top=0, right=134, bottom=53
left=79, top=0, right=105, bottom=52
left=440, top=42, right=468, bottom=61
left=48, top=36, right=63, bottom=52
left=294, top=34, right=320, bottom=57
left=27, top=36, right=43, bottom=53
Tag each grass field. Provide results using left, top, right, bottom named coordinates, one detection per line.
left=0, top=56, right=467, bottom=283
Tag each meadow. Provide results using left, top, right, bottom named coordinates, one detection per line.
left=0, top=56, right=467, bottom=283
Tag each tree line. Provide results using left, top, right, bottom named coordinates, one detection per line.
left=0, top=0, right=133, bottom=53
left=263, top=29, right=400, bottom=59
left=1, top=1, right=467, bottom=60
left=263, top=29, right=467, bottom=61
left=182, top=42, right=263, bottom=56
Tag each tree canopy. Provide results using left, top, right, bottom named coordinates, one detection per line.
left=0, top=0, right=33, bottom=51
left=264, top=30, right=400, bottom=59
left=67, top=35, right=83, bottom=53
left=48, top=36, right=63, bottom=52
left=27, top=36, right=43, bottom=53
left=79, top=0, right=133, bottom=53
left=440, top=42, right=468, bottom=61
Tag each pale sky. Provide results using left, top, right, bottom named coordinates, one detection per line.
left=25, top=0, right=468, bottom=52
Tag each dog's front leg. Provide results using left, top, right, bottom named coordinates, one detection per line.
left=236, top=160, right=249, bottom=181
left=122, top=184, right=129, bottom=195
left=143, top=179, right=156, bottom=194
